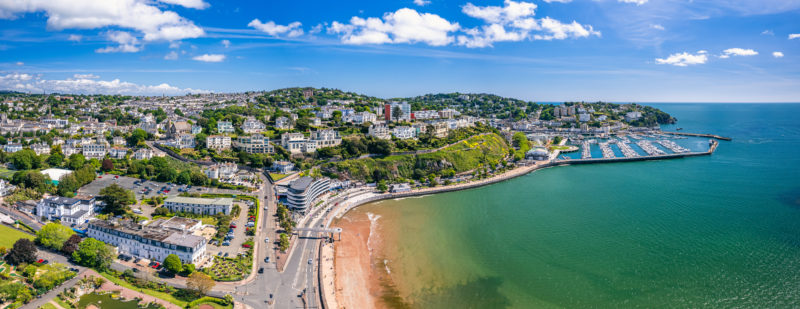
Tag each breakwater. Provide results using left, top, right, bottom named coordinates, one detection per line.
left=663, top=132, right=732, bottom=141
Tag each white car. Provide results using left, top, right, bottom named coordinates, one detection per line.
left=265, top=237, right=270, bottom=243
left=308, top=259, right=312, bottom=264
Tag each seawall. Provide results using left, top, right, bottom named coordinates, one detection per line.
left=663, top=131, right=732, bottom=141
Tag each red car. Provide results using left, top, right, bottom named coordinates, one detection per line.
left=152, top=262, right=160, bottom=268
left=37, top=259, right=44, bottom=264
left=242, top=244, right=251, bottom=248
left=230, top=224, right=236, bottom=228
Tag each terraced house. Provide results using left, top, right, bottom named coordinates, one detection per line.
left=163, top=196, right=233, bottom=215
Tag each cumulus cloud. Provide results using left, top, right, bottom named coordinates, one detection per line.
left=157, top=0, right=209, bottom=10
left=543, top=0, right=572, bottom=3
left=328, top=8, right=460, bottom=46
left=619, top=0, right=648, bottom=5
left=95, top=31, right=141, bottom=53
left=457, top=1, right=598, bottom=47
left=772, top=51, right=784, bottom=58
left=651, top=24, right=664, bottom=30
left=192, top=54, right=225, bottom=62
left=721, top=48, right=758, bottom=58
left=0, top=0, right=205, bottom=41
left=790, top=34, right=800, bottom=40
left=413, top=0, right=431, bottom=6
left=0, top=72, right=209, bottom=95
left=248, top=19, right=304, bottom=37
left=164, top=51, right=178, bottom=60
left=67, top=34, right=82, bottom=42
left=655, top=50, right=708, bottom=67
left=221, top=39, right=231, bottom=48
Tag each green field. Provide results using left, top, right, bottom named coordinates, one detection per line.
left=0, top=224, right=35, bottom=248
left=269, top=173, right=288, bottom=181
left=0, top=166, right=15, bottom=179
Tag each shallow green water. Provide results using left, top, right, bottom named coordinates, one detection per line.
left=352, top=103, right=800, bottom=308
left=76, top=292, right=162, bottom=309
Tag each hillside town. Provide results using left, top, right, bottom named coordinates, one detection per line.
left=0, top=88, right=679, bottom=309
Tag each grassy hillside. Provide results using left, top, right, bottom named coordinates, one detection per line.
left=324, top=133, right=509, bottom=183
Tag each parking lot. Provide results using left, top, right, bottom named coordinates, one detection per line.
left=206, top=200, right=257, bottom=258
left=79, top=175, right=248, bottom=201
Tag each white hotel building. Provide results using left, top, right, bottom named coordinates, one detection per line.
left=286, top=176, right=330, bottom=212
left=87, top=217, right=207, bottom=265
left=163, top=196, right=233, bottom=215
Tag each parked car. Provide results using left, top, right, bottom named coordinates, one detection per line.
left=258, top=267, right=264, bottom=274
left=265, top=237, right=269, bottom=243
left=308, top=259, right=312, bottom=265
left=265, top=257, right=270, bottom=263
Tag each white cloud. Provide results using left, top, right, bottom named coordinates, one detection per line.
left=655, top=51, right=708, bottom=67
left=413, top=0, right=431, bottom=6
left=0, top=72, right=209, bottom=95
left=157, top=0, right=209, bottom=10
left=0, top=0, right=204, bottom=41
left=619, top=0, right=648, bottom=5
left=309, top=23, right=324, bottom=34
left=169, top=41, right=181, bottom=49
left=95, top=31, right=141, bottom=53
left=722, top=48, right=758, bottom=57
left=15, top=61, right=24, bottom=66
left=192, top=54, right=225, bottom=62
left=329, top=8, right=460, bottom=46
left=761, top=30, right=774, bottom=36
left=772, top=51, right=784, bottom=58
left=543, top=0, right=572, bottom=3
left=650, top=24, right=664, bottom=30
left=457, top=1, right=597, bottom=47
left=164, top=51, right=178, bottom=60
left=534, top=17, right=600, bottom=40
left=462, top=0, right=537, bottom=24
left=221, top=39, right=231, bottom=48
left=248, top=19, right=304, bottom=37
left=790, top=34, right=800, bottom=40
left=67, top=34, right=82, bottom=42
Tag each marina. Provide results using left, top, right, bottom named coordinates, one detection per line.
left=617, top=141, right=639, bottom=158
left=636, top=140, right=666, bottom=156
left=656, top=139, right=690, bottom=153
left=599, top=142, right=615, bottom=158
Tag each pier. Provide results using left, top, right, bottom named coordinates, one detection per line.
left=663, top=132, right=732, bottom=141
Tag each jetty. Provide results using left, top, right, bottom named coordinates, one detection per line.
left=663, top=132, right=732, bottom=141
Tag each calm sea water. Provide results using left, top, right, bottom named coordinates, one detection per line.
left=350, top=103, right=800, bottom=308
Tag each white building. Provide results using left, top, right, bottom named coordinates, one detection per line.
left=0, top=179, right=15, bottom=196
left=3, top=143, right=22, bottom=153
left=368, top=124, right=391, bottom=139
left=109, top=147, right=129, bottom=159
left=413, top=110, right=440, bottom=120
left=163, top=196, right=233, bottom=215
left=36, top=196, right=95, bottom=226
left=392, top=126, right=416, bottom=139
left=286, top=177, right=330, bottom=212
left=206, top=135, right=232, bottom=150
left=241, top=117, right=266, bottom=133
left=281, top=133, right=308, bottom=154
left=217, top=121, right=235, bottom=133
left=275, top=116, right=292, bottom=130
left=579, top=113, right=591, bottom=122
left=82, top=142, right=108, bottom=159
left=113, top=136, right=126, bottom=145
left=234, top=135, right=274, bottom=154
left=31, top=143, right=50, bottom=155
left=625, top=111, right=642, bottom=122
left=133, top=148, right=154, bottom=160
left=351, top=111, right=377, bottom=124
left=272, top=161, right=294, bottom=174
left=204, top=162, right=238, bottom=180
left=311, top=129, right=342, bottom=148
left=87, top=218, right=207, bottom=265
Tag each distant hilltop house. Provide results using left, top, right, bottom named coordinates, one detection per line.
left=368, top=124, right=391, bottom=140
left=113, top=136, right=126, bottom=145
left=234, top=135, right=274, bottom=154
left=272, top=160, right=294, bottom=174
left=167, top=121, right=191, bottom=138
left=204, top=162, right=238, bottom=180
left=625, top=111, right=642, bottom=122
left=217, top=121, right=235, bottom=133
left=0, top=179, right=16, bottom=196
left=275, top=116, right=292, bottom=130
left=241, top=117, right=266, bottom=133
left=133, top=148, right=154, bottom=160
left=3, top=143, right=22, bottom=153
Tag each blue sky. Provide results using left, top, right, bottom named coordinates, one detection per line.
left=0, top=0, right=798, bottom=102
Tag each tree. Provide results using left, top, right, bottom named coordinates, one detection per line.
left=5, top=238, right=37, bottom=265
left=377, top=180, right=388, bottom=192
left=67, top=153, right=86, bottom=170
left=127, top=128, right=148, bottom=146
left=157, top=167, right=177, bottom=182
left=46, top=152, right=64, bottom=167
left=176, top=170, right=191, bottom=185
left=72, top=238, right=114, bottom=270
left=163, top=254, right=182, bottom=273
left=99, top=184, right=136, bottom=215
left=36, top=223, right=75, bottom=251
left=186, top=272, right=215, bottom=295
left=10, top=149, right=39, bottom=170
left=61, top=234, right=82, bottom=255
left=368, top=139, right=393, bottom=156
left=279, top=233, right=289, bottom=252
left=152, top=207, right=170, bottom=216
left=101, top=158, right=114, bottom=171
left=392, top=105, right=403, bottom=121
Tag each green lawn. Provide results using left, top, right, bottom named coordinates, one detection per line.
left=40, top=303, right=58, bottom=309
left=0, top=224, right=35, bottom=248
left=0, top=166, right=15, bottom=179
left=97, top=272, right=188, bottom=307
left=269, top=173, right=288, bottom=181
left=54, top=296, right=75, bottom=309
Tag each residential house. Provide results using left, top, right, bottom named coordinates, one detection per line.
left=241, top=117, right=266, bottom=133
left=206, top=135, right=232, bottom=150
left=217, top=121, right=235, bottom=133
left=233, top=135, right=274, bottom=154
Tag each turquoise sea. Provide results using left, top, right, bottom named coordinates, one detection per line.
left=346, top=103, right=800, bottom=308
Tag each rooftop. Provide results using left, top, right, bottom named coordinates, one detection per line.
left=290, top=176, right=314, bottom=191
left=164, top=196, right=233, bottom=206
